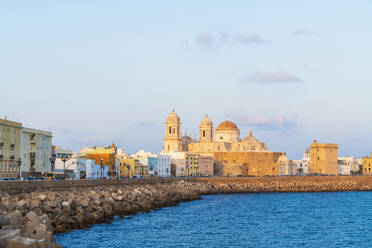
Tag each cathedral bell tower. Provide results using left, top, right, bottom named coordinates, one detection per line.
left=163, top=111, right=182, bottom=152
left=200, top=114, right=213, bottom=142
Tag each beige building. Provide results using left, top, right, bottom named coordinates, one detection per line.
left=21, top=128, right=53, bottom=177
left=0, top=117, right=22, bottom=178
left=199, top=155, right=214, bottom=176
left=309, top=140, right=338, bottom=175
left=278, top=154, right=297, bottom=176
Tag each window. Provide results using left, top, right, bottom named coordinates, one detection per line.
left=203, top=130, right=205, bottom=138
left=169, top=127, right=172, bottom=134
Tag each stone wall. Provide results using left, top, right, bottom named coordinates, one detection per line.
left=213, top=152, right=283, bottom=176
left=3, top=176, right=372, bottom=247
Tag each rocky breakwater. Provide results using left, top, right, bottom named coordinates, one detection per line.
left=0, top=180, right=205, bottom=248
left=197, top=176, right=372, bottom=194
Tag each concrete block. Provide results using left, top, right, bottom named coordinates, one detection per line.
left=0, top=229, right=21, bottom=248
left=6, top=236, right=38, bottom=248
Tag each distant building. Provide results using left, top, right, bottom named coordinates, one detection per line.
left=53, top=147, right=74, bottom=174
left=84, top=143, right=118, bottom=178
left=338, top=156, right=358, bottom=175
left=309, top=140, right=338, bottom=175
left=199, top=155, right=214, bottom=176
left=75, top=159, right=107, bottom=179
left=20, top=127, right=52, bottom=177
left=157, top=154, right=171, bottom=177
left=0, top=117, right=22, bottom=178
left=119, top=158, right=136, bottom=178
left=162, top=151, right=186, bottom=177
left=278, top=154, right=296, bottom=176
left=362, top=153, right=372, bottom=175
left=185, top=153, right=200, bottom=177
left=293, top=148, right=310, bottom=176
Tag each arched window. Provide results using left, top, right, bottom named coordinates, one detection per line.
left=169, top=127, right=172, bottom=134
left=203, top=130, right=205, bottom=137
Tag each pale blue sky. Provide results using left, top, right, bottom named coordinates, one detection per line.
left=1, top=1, right=372, bottom=159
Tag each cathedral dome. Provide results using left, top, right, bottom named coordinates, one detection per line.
left=166, top=111, right=180, bottom=123
left=200, top=115, right=213, bottom=127
left=216, top=121, right=238, bottom=131
left=241, top=129, right=261, bottom=144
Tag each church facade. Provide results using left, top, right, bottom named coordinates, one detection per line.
left=163, top=111, right=287, bottom=176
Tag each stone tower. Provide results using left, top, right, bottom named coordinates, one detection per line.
left=309, top=140, right=338, bottom=175
left=163, top=111, right=182, bottom=152
left=200, top=115, right=213, bottom=142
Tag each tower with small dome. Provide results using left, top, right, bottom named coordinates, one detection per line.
left=163, top=111, right=182, bottom=152
left=200, top=115, right=213, bottom=142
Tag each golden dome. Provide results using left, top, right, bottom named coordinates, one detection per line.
left=216, top=121, right=238, bottom=131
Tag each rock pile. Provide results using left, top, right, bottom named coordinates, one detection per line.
left=0, top=181, right=203, bottom=247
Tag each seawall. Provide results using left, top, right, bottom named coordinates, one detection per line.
left=1, top=176, right=372, bottom=247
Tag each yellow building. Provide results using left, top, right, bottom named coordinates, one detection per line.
left=0, top=117, right=22, bottom=178
left=309, top=140, right=338, bottom=175
left=119, top=158, right=136, bottom=178
left=185, top=153, right=200, bottom=177
left=84, top=143, right=117, bottom=177
left=362, top=153, right=372, bottom=175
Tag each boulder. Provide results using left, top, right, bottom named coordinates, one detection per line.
left=0, top=216, right=10, bottom=228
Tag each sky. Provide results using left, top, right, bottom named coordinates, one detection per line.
left=1, top=0, right=372, bottom=159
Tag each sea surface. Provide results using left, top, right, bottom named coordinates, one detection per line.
left=55, top=192, right=372, bottom=247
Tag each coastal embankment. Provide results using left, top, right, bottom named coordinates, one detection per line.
left=1, top=176, right=372, bottom=247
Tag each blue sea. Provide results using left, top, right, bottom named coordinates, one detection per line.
left=55, top=192, right=372, bottom=247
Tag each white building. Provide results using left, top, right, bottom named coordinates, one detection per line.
left=75, top=158, right=108, bottom=179
left=162, top=151, right=186, bottom=177
left=157, top=154, right=171, bottom=177
left=20, top=128, right=52, bottom=177
left=293, top=148, right=310, bottom=176
left=338, top=156, right=358, bottom=175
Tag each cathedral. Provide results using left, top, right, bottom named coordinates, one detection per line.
left=163, top=111, right=286, bottom=176
left=163, top=111, right=269, bottom=155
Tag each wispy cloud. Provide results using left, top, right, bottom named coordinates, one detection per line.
left=196, top=33, right=215, bottom=46
left=225, top=113, right=299, bottom=131
left=292, top=29, right=322, bottom=37
left=136, top=121, right=157, bottom=127
left=234, top=33, right=269, bottom=44
left=242, top=71, right=302, bottom=84
left=195, top=32, right=268, bottom=47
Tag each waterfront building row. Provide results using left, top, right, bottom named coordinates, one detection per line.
left=0, top=116, right=52, bottom=179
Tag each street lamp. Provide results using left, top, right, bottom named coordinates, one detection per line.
left=61, top=154, right=68, bottom=179
left=100, top=158, right=104, bottom=179
left=126, top=164, right=131, bottom=179
left=49, top=154, right=56, bottom=172
left=17, top=157, right=22, bottom=179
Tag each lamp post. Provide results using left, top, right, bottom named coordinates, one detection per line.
left=126, top=164, right=131, bottom=179
left=100, top=158, right=104, bottom=179
left=61, top=154, right=68, bottom=179
left=49, top=154, right=56, bottom=172
left=17, top=157, right=22, bottom=179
